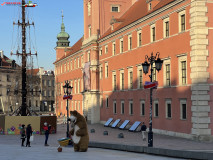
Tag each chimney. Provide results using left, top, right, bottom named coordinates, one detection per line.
left=0, top=50, right=3, bottom=58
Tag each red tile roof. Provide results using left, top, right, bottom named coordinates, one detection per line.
left=27, top=68, right=39, bottom=75
left=100, top=0, right=176, bottom=40
left=0, top=55, right=16, bottom=68
left=54, top=37, right=83, bottom=64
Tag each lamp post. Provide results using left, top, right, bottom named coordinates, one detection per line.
left=142, top=52, right=163, bottom=147
left=63, top=80, right=73, bottom=138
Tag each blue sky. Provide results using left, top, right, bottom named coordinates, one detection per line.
left=0, top=0, right=84, bottom=70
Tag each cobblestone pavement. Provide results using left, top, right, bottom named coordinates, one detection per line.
left=0, top=118, right=187, bottom=160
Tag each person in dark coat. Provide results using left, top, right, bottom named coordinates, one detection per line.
left=43, top=122, right=51, bottom=146
left=20, top=124, right=26, bottom=147
left=26, top=124, right=32, bottom=147
left=141, top=122, right=147, bottom=141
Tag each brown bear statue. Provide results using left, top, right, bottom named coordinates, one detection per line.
left=69, top=110, right=89, bottom=152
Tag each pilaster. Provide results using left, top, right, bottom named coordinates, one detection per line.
left=190, top=0, right=211, bottom=141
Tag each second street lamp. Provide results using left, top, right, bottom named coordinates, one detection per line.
left=142, top=52, right=163, bottom=147
left=63, top=80, right=73, bottom=138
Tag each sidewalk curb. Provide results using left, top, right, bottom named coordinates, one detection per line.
left=89, top=142, right=213, bottom=160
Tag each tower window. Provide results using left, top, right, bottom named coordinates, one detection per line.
left=111, top=5, right=119, bottom=12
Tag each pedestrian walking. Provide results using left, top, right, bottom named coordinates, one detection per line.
left=141, top=122, right=147, bottom=141
left=26, top=124, right=32, bottom=147
left=43, top=122, right=51, bottom=146
left=20, top=124, right=26, bottom=147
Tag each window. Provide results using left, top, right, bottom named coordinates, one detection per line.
left=52, top=80, right=54, bottom=86
left=70, top=61, right=72, bottom=70
left=181, top=14, right=185, bottom=32
left=88, top=2, right=91, bottom=16
left=88, top=52, right=90, bottom=62
left=180, top=99, right=187, bottom=120
left=121, top=101, right=124, bottom=114
left=99, top=48, right=102, bottom=56
left=138, top=31, right=142, bottom=47
left=105, top=45, right=108, bottom=54
left=120, top=39, right=123, bottom=53
left=153, top=67, right=156, bottom=81
left=128, top=68, right=133, bottom=89
left=52, top=90, right=54, bottom=97
left=105, top=62, right=108, bottom=78
left=100, top=96, right=103, bottom=108
left=128, top=35, right=132, bottom=50
left=61, top=64, right=62, bottom=73
left=163, top=18, right=170, bottom=38
left=140, top=100, right=145, bottom=116
left=166, top=64, right=170, bottom=86
left=106, top=96, right=109, bottom=108
left=149, top=3, right=152, bottom=10
left=111, top=5, right=119, bottom=12
left=181, top=61, right=186, bottom=85
left=75, top=80, right=77, bottom=94
left=112, top=42, right=116, bottom=55
left=154, top=101, right=159, bottom=117
left=64, top=63, right=66, bottom=72
left=7, top=75, right=11, bottom=82
left=74, top=59, right=76, bottom=69
left=166, top=100, right=172, bottom=118
left=137, top=66, right=143, bottom=89
left=78, top=79, right=80, bottom=93
left=113, top=101, right=117, bottom=114
left=129, top=101, right=133, bottom=115
left=152, top=27, right=155, bottom=42
left=88, top=25, right=91, bottom=37
left=78, top=58, right=80, bottom=68
left=120, top=70, right=124, bottom=90
left=100, top=65, right=103, bottom=79
left=179, top=11, right=186, bottom=32
left=78, top=101, right=81, bottom=111
left=112, top=72, right=116, bottom=91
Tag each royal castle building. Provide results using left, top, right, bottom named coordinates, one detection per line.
left=54, top=0, right=213, bottom=141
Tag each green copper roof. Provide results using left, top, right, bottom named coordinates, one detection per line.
left=57, top=11, right=70, bottom=46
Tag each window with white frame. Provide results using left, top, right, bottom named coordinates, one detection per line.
left=99, top=48, right=102, bottom=56
left=179, top=10, right=186, bottom=32
left=75, top=80, right=77, bottom=94
left=140, top=100, right=145, bottom=116
left=78, top=101, right=81, bottom=111
left=64, top=63, right=66, bottom=72
left=111, top=5, right=119, bottom=12
left=154, top=100, right=159, bottom=117
left=75, top=101, right=77, bottom=110
left=128, top=67, right=133, bottom=89
left=100, top=96, right=103, bottom=108
left=106, top=96, right=109, bottom=108
left=81, top=55, right=84, bottom=67
left=88, top=2, right=91, bottom=16
left=100, top=65, right=103, bottom=79
left=137, top=31, right=142, bottom=47
left=78, top=79, right=80, bottom=93
left=112, top=42, right=116, bottom=55
left=105, top=62, right=108, bottom=78
left=137, top=66, right=143, bottom=89
left=105, top=45, right=108, bottom=54
left=128, top=35, right=132, bottom=50
left=67, top=62, right=69, bottom=71
left=121, top=100, right=125, bottom=114
left=180, top=99, right=187, bottom=120
left=129, top=100, right=133, bottom=115
left=120, top=69, right=124, bottom=90
left=151, top=24, right=156, bottom=42
left=112, top=71, right=116, bottom=91
left=70, top=60, right=72, bottom=70
left=81, top=78, right=83, bottom=92
left=163, top=18, right=170, bottom=38
left=113, top=100, right=117, bottom=114
left=74, top=59, right=76, bottom=69
left=163, top=58, right=171, bottom=87
left=88, top=51, right=90, bottom=62
left=166, top=99, right=172, bottom=119
left=78, top=58, right=80, bottom=68
left=120, top=38, right=123, bottom=53
left=88, top=25, right=91, bottom=37
left=178, top=54, right=187, bottom=85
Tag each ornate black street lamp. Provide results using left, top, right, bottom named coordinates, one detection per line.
left=142, top=52, right=163, bottom=147
left=63, top=80, right=73, bottom=138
